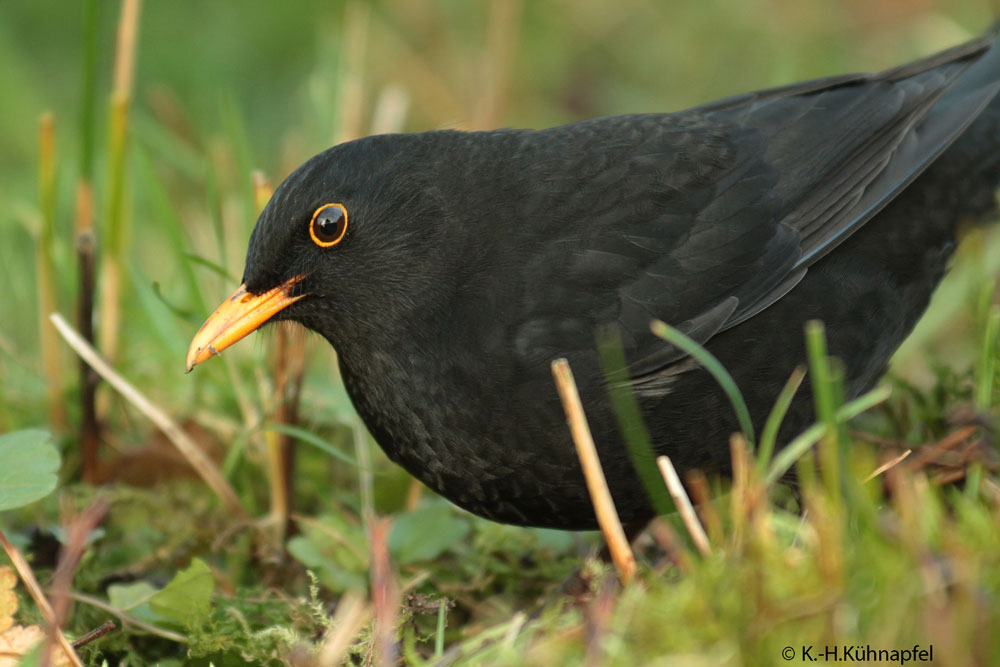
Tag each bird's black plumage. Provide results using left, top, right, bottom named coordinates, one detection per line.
left=201, top=33, right=1000, bottom=530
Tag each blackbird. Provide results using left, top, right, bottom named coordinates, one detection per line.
left=188, top=33, right=1000, bottom=531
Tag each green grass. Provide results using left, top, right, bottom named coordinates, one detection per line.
left=2, top=1, right=1000, bottom=665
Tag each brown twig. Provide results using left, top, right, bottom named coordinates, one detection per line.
left=908, top=425, right=978, bottom=470
left=656, top=456, right=711, bottom=557
left=71, top=620, right=116, bottom=649
left=49, top=313, right=246, bottom=517
left=68, top=592, right=187, bottom=644
left=47, top=498, right=110, bottom=659
left=551, top=358, right=636, bottom=584
left=75, top=178, right=100, bottom=483
left=0, top=530, right=83, bottom=667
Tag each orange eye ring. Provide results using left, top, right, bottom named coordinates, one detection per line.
left=309, top=203, right=348, bottom=247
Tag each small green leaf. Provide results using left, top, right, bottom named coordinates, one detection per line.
left=149, top=558, right=214, bottom=627
left=0, top=429, right=59, bottom=511
left=108, top=581, right=168, bottom=625
left=287, top=535, right=367, bottom=592
left=389, top=505, right=470, bottom=564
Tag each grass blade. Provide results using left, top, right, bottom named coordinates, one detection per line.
left=757, top=366, right=806, bottom=477
left=37, top=112, right=66, bottom=431
left=651, top=319, right=755, bottom=447
left=266, top=423, right=361, bottom=468
left=596, top=324, right=674, bottom=515
left=766, top=385, right=891, bottom=485
left=976, top=305, right=1000, bottom=411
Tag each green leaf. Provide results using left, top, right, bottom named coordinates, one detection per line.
left=149, top=558, right=214, bottom=627
left=108, top=581, right=169, bottom=625
left=287, top=535, right=367, bottom=593
left=389, top=505, right=470, bottom=564
left=0, top=429, right=59, bottom=511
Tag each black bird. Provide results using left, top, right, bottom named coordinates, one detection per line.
left=188, top=33, right=1000, bottom=531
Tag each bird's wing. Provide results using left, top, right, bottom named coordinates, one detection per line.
left=512, top=35, right=1000, bottom=380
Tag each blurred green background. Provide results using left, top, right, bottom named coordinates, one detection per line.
left=1, top=1, right=999, bottom=663
left=1, top=0, right=995, bottom=411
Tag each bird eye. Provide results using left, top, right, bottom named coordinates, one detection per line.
left=309, top=203, right=348, bottom=247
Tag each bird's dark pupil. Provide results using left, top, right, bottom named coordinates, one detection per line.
left=318, top=211, right=342, bottom=238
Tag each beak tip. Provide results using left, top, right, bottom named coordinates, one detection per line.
left=185, top=347, right=202, bottom=373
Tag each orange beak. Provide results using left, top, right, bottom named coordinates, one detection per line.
left=185, top=276, right=306, bottom=372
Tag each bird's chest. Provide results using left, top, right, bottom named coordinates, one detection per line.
left=336, top=341, right=595, bottom=526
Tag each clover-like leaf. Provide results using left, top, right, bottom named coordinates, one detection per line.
left=149, top=558, right=214, bottom=628
left=0, top=429, right=58, bottom=511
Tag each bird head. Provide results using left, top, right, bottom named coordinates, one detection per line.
left=185, top=133, right=459, bottom=372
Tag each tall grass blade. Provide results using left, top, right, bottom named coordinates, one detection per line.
left=37, top=112, right=66, bottom=431
left=766, top=385, right=891, bottom=485
left=651, top=319, right=755, bottom=447
left=757, top=366, right=806, bottom=477
left=804, top=320, right=845, bottom=509
left=596, top=324, right=674, bottom=515
left=976, top=305, right=1000, bottom=412
left=98, top=0, right=142, bottom=364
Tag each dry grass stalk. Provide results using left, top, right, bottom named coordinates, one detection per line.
left=656, top=456, right=711, bottom=557
left=41, top=499, right=110, bottom=667
left=48, top=500, right=110, bottom=631
left=370, top=84, right=410, bottom=135
left=404, top=478, right=423, bottom=511
left=473, top=0, right=523, bottom=129
left=274, top=323, right=306, bottom=524
left=49, top=313, right=246, bottom=517
left=316, top=591, right=369, bottom=666
left=368, top=517, right=398, bottom=667
left=550, top=358, right=636, bottom=584
left=685, top=469, right=723, bottom=546
left=583, top=575, right=618, bottom=667
left=728, top=434, right=752, bottom=548
left=112, top=0, right=141, bottom=96
left=865, top=448, right=912, bottom=482
left=335, top=1, right=371, bottom=145
left=253, top=171, right=302, bottom=538
left=0, top=531, right=83, bottom=667
left=354, top=421, right=376, bottom=526
left=647, top=519, right=693, bottom=575
left=98, top=0, right=142, bottom=366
